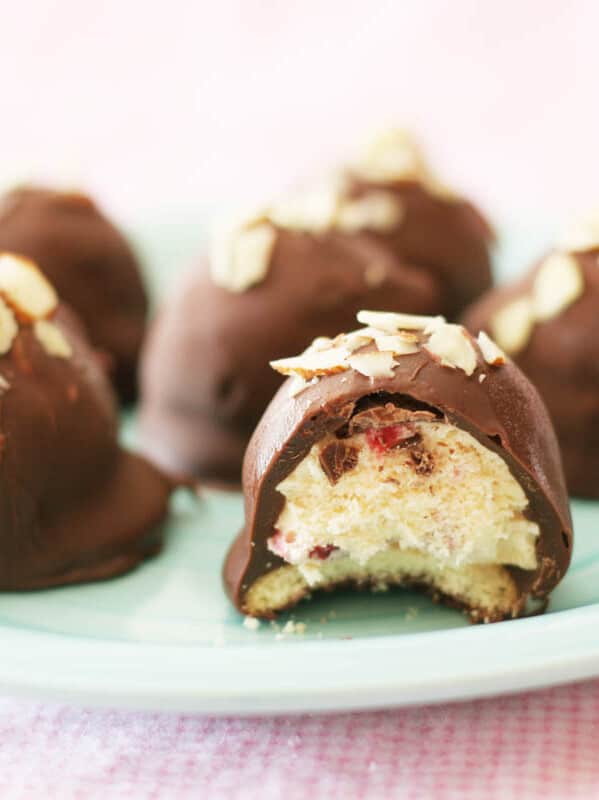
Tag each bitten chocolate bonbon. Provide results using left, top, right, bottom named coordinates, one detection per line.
left=140, top=131, right=494, bottom=484
left=0, top=252, right=173, bottom=589
left=224, top=311, right=572, bottom=622
left=0, top=186, right=148, bottom=402
left=463, top=217, right=599, bottom=497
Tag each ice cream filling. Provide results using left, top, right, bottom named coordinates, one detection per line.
left=269, top=411, right=539, bottom=588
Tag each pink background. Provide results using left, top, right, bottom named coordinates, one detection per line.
left=3, top=1, right=599, bottom=227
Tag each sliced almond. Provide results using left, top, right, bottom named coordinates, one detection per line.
left=0, top=296, right=18, bottom=355
left=559, top=211, right=599, bottom=253
left=336, top=192, right=404, bottom=233
left=490, top=297, right=534, bottom=355
left=352, top=129, right=427, bottom=184
left=371, top=332, right=420, bottom=356
left=210, top=220, right=276, bottom=292
left=269, top=181, right=341, bottom=233
left=340, top=328, right=376, bottom=352
left=310, top=336, right=335, bottom=352
left=33, top=319, right=73, bottom=358
left=532, top=252, right=584, bottom=321
left=351, top=129, right=457, bottom=200
left=477, top=331, right=506, bottom=366
left=425, top=323, right=477, bottom=375
left=357, top=309, right=445, bottom=333
left=0, top=253, right=58, bottom=320
left=271, top=346, right=350, bottom=379
left=397, top=330, right=419, bottom=342
left=348, top=350, right=397, bottom=378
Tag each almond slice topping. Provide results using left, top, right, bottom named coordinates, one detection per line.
left=271, top=347, right=351, bottom=380
left=357, top=309, right=445, bottom=333
left=559, top=211, right=599, bottom=253
left=425, top=323, right=477, bottom=375
left=336, top=192, right=404, bottom=233
left=490, top=297, right=534, bottom=355
left=33, top=319, right=73, bottom=358
left=371, top=332, right=420, bottom=356
left=0, top=296, right=18, bottom=355
left=350, top=129, right=457, bottom=199
left=352, top=129, right=428, bottom=184
left=347, top=350, right=397, bottom=378
left=0, top=253, right=58, bottom=320
left=210, top=219, right=276, bottom=292
left=269, top=182, right=341, bottom=233
left=477, top=331, right=506, bottom=366
left=532, top=252, right=583, bottom=321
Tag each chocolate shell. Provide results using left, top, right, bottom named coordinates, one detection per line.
left=0, top=253, right=173, bottom=589
left=463, top=243, right=599, bottom=497
left=224, top=312, right=572, bottom=622
left=0, top=186, right=148, bottom=403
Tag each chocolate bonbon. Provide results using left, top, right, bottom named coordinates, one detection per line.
left=224, top=311, right=571, bottom=622
left=0, top=253, right=173, bottom=588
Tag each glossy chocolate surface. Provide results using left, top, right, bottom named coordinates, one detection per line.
left=0, top=187, right=148, bottom=402
left=0, top=304, right=172, bottom=589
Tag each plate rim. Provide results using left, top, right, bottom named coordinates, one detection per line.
left=2, top=601, right=599, bottom=714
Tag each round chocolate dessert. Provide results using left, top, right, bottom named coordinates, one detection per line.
left=224, top=311, right=572, bottom=622
left=343, top=129, right=494, bottom=318
left=140, top=131, right=494, bottom=484
left=0, top=252, right=173, bottom=589
left=0, top=186, right=148, bottom=402
left=463, top=218, right=599, bottom=497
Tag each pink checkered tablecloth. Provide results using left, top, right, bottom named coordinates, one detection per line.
left=1, top=679, right=598, bottom=799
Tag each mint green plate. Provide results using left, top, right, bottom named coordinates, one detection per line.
left=0, top=490, right=598, bottom=713
left=0, top=218, right=596, bottom=714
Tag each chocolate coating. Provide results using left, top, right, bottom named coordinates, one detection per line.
left=463, top=248, right=599, bottom=497
left=0, top=187, right=148, bottom=403
left=224, top=338, right=572, bottom=617
left=139, top=230, right=441, bottom=484
left=344, top=177, right=494, bottom=318
left=0, top=303, right=173, bottom=589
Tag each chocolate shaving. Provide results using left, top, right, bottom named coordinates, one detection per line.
left=396, top=432, right=423, bottom=449
left=318, top=441, right=360, bottom=485
left=348, top=402, right=436, bottom=435
left=408, top=446, right=434, bottom=475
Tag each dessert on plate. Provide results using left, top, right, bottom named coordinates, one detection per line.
left=0, top=186, right=148, bottom=402
left=463, top=213, right=599, bottom=497
left=224, top=310, right=572, bottom=622
left=139, top=130, right=494, bottom=484
left=0, top=252, right=173, bottom=589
